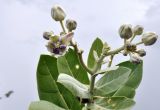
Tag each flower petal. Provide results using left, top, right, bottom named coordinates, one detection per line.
left=61, top=32, right=74, bottom=45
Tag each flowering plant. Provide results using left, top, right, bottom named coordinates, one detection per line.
left=29, top=5, right=158, bottom=110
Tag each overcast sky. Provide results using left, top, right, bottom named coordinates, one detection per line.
left=0, top=0, right=160, bottom=110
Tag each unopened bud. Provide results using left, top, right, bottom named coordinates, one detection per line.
left=142, top=32, right=158, bottom=46
left=129, top=53, right=142, bottom=64
left=43, top=32, right=53, bottom=40
left=119, top=24, right=133, bottom=39
left=137, top=49, right=146, bottom=57
left=51, top=5, right=66, bottom=21
left=66, top=19, right=77, bottom=31
left=133, top=25, right=144, bottom=35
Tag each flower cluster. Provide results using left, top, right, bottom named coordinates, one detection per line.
left=119, top=24, right=158, bottom=64
left=43, top=5, right=77, bottom=55
left=43, top=32, right=74, bottom=55
left=43, top=4, right=159, bottom=64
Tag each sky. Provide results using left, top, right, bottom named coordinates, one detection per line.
left=0, top=0, right=160, bottom=110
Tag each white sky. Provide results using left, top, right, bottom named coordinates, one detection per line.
left=0, top=0, right=160, bottom=110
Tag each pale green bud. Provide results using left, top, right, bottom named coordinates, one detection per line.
left=66, top=19, right=77, bottom=31
left=51, top=5, right=66, bottom=21
left=142, top=32, right=158, bottom=46
left=133, top=25, right=144, bottom=35
left=43, top=31, right=54, bottom=40
left=119, top=24, right=133, bottom=39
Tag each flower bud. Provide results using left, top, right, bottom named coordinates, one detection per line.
left=66, top=19, right=77, bottom=31
left=137, top=49, right=146, bottom=57
left=43, top=32, right=53, bottom=40
left=119, top=24, right=133, bottom=39
left=133, top=25, right=144, bottom=35
left=129, top=53, right=142, bottom=64
left=51, top=5, right=66, bottom=21
left=142, top=32, right=158, bottom=46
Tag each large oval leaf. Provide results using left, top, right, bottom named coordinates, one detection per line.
left=86, top=96, right=135, bottom=110
left=29, top=100, right=65, bottom=110
left=118, top=61, right=143, bottom=89
left=58, top=74, right=90, bottom=99
left=94, top=67, right=131, bottom=96
left=113, top=61, right=142, bottom=98
left=37, top=55, right=81, bottom=110
left=87, top=38, right=103, bottom=69
left=57, top=48, right=89, bottom=84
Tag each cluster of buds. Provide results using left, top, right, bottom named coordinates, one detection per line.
left=51, top=5, right=77, bottom=32
left=43, top=5, right=77, bottom=55
left=119, top=24, right=158, bottom=64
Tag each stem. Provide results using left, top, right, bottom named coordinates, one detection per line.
left=70, top=40, right=93, bottom=75
left=108, top=55, right=114, bottom=67
left=105, top=46, right=124, bottom=56
left=89, top=55, right=105, bottom=95
left=135, top=41, right=143, bottom=45
left=89, top=45, right=125, bottom=94
left=130, top=34, right=136, bottom=42
left=60, top=20, right=66, bottom=33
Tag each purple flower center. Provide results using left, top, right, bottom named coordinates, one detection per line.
left=53, top=48, right=60, bottom=54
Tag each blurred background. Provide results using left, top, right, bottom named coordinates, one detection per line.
left=0, top=0, right=160, bottom=109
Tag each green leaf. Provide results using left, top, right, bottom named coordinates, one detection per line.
left=113, top=86, right=135, bottom=98
left=113, top=61, right=142, bottom=98
left=57, top=48, right=89, bottom=84
left=87, top=96, right=135, bottom=110
left=29, top=100, right=65, bottom=110
left=58, top=74, right=90, bottom=99
left=94, top=67, right=131, bottom=96
left=118, top=61, right=143, bottom=89
left=37, top=55, right=81, bottom=110
left=37, top=55, right=59, bottom=80
left=87, top=38, right=103, bottom=69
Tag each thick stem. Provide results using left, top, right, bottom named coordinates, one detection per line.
left=60, top=20, right=66, bottom=33
left=89, top=55, right=105, bottom=95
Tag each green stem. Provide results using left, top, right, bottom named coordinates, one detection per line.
left=89, top=54, right=105, bottom=95
left=60, top=20, right=66, bottom=33
left=135, top=41, right=143, bottom=45
left=89, top=46, right=125, bottom=96
left=108, top=55, right=114, bottom=67
left=105, top=46, right=124, bottom=56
